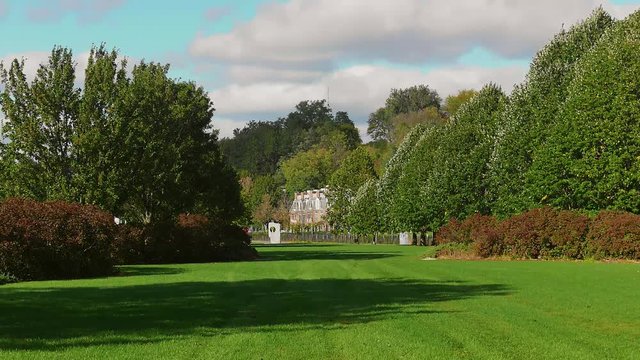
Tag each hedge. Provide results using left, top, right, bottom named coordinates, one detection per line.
left=436, top=208, right=638, bottom=260
left=112, top=213, right=257, bottom=265
left=0, top=198, right=115, bottom=281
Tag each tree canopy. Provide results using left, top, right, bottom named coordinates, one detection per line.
left=0, top=45, right=242, bottom=224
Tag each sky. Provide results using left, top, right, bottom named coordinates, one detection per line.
left=0, top=0, right=639, bottom=140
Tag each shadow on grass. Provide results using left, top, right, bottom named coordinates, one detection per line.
left=117, top=266, right=186, bottom=277
left=254, top=244, right=403, bottom=261
left=258, top=250, right=400, bottom=261
left=0, top=278, right=511, bottom=351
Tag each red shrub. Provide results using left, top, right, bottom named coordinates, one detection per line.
left=436, top=214, right=499, bottom=245
left=542, top=210, right=590, bottom=259
left=0, top=198, right=115, bottom=281
left=473, top=226, right=504, bottom=258
left=499, top=207, right=555, bottom=258
left=436, top=218, right=466, bottom=245
left=585, top=211, right=640, bottom=259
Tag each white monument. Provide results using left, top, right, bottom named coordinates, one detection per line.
left=399, top=232, right=411, bottom=245
left=268, top=222, right=281, bottom=244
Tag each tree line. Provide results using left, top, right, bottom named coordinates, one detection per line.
left=338, top=7, right=640, bottom=237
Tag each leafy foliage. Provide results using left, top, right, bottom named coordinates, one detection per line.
left=112, top=215, right=257, bottom=265
left=585, top=211, right=640, bottom=259
left=328, top=147, right=377, bottom=231
left=346, top=179, right=380, bottom=236
left=443, top=89, right=478, bottom=117
left=281, top=147, right=334, bottom=193
left=367, top=85, right=441, bottom=142
left=0, top=45, right=243, bottom=225
left=489, top=8, right=614, bottom=216
left=526, top=11, right=640, bottom=213
left=220, top=100, right=360, bottom=176
left=0, top=198, right=115, bottom=281
left=376, top=122, right=434, bottom=233
left=423, top=84, right=506, bottom=225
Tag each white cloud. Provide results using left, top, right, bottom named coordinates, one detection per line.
left=0, top=51, right=51, bottom=83
left=191, top=0, right=637, bottom=67
left=0, top=50, right=136, bottom=88
left=212, top=117, right=249, bottom=139
left=227, top=65, right=326, bottom=85
left=210, top=63, right=528, bottom=119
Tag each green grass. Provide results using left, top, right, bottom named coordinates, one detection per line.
left=1, top=244, right=639, bottom=359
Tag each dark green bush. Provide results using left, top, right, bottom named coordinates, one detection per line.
left=112, top=213, right=257, bottom=265
left=0, top=198, right=115, bottom=281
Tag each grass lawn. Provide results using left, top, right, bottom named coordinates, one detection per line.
left=0, top=244, right=639, bottom=359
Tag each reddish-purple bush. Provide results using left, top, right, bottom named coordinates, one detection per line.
left=498, top=207, right=553, bottom=258
left=437, top=208, right=594, bottom=259
left=542, top=210, right=590, bottom=259
left=473, top=226, right=504, bottom=258
left=0, top=198, right=115, bottom=281
left=436, top=214, right=499, bottom=245
left=585, top=211, right=640, bottom=259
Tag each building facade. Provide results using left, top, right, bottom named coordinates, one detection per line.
left=289, top=188, right=330, bottom=229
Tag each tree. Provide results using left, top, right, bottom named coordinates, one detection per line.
left=385, top=85, right=441, bottom=114
left=389, top=106, right=446, bottom=146
left=525, top=10, right=640, bottom=213
left=366, top=107, right=392, bottom=142
left=220, top=100, right=360, bottom=175
left=443, top=89, right=478, bottom=117
left=328, top=147, right=377, bottom=230
left=346, top=179, right=380, bottom=238
left=281, top=146, right=334, bottom=193
left=488, top=8, right=614, bottom=217
left=367, top=85, right=442, bottom=142
left=376, top=122, right=434, bottom=233
left=0, top=46, right=80, bottom=201
left=0, top=45, right=243, bottom=225
left=422, top=84, right=506, bottom=226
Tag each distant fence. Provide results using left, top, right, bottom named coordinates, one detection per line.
left=250, top=232, right=428, bottom=245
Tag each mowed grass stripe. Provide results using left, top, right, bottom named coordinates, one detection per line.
left=0, top=244, right=638, bottom=359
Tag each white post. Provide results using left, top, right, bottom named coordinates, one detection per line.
left=399, top=232, right=411, bottom=245
left=268, top=222, right=281, bottom=244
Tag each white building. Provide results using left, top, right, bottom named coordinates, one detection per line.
left=289, top=188, right=330, bottom=229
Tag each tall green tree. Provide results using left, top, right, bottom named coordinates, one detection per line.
left=346, top=179, right=380, bottom=237
left=0, top=46, right=80, bottom=200
left=525, top=10, right=640, bottom=213
left=0, top=45, right=243, bottom=225
left=376, top=122, right=434, bottom=233
left=281, top=146, right=334, bottom=193
left=327, top=147, right=377, bottom=230
left=422, top=84, right=506, bottom=225
left=367, top=85, right=441, bottom=142
left=488, top=8, right=614, bottom=217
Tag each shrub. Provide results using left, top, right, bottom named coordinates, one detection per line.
left=436, top=214, right=499, bottom=245
left=0, top=198, right=115, bottom=281
left=585, top=211, right=640, bottom=259
left=498, top=207, right=557, bottom=258
left=112, top=214, right=257, bottom=265
left=472, top=225, right=504, bottom=258
left=542, top=210, right=590, bottom=259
